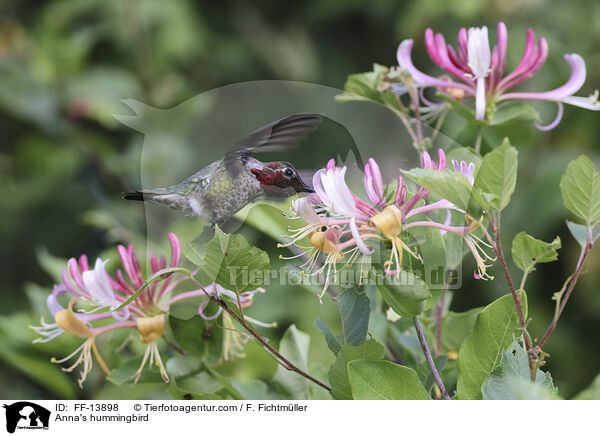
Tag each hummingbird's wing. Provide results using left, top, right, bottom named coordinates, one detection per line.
left=224, top=112, right=323, bottom=177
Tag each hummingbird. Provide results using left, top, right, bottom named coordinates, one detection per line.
left=123, top=112, right=322, bottom=227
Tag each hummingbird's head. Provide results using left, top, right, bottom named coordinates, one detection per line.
left=251, top=162, right=314, bottom=198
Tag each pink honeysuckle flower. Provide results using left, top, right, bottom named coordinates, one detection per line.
left=453, top=159, right=476, bottom=185
left=30, top=233, right=191, bottom=386
left=396, top=22, right=600, bottom=127
left=281, top=152, right=495, bottom=300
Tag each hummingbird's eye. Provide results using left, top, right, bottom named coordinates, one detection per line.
left=283, top=168, right=294, bottom=177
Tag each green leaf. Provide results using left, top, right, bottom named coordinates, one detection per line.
left=402, top=167, right=475, bottom=211
left=329, top=339, right=385, bottom=400
left=0, top=315, right=76, bottom=398
left=314, top=318, right=342, bottom=355
left=438, top=93, right=478, bottom=124
left=203, top=365, right=245, bottom=400
left=560, top=155, right=600, bottom=224
left=35, top=246, right=66, bottom=283
left=336, top=64, right=393, bottom=105
left=439, top=308, right=482, bottom=354
left=165, top=355, right=203, bottom=379
left=474, top=138, right=518, bottom=211
left=195, top=227, right=270, bottom=294
left=566, top=221, right=599, bottom=247
left=456, top=291, right=528, bottom=400
left=114, top=267, right=192, bottom=311
left=489, top=103, right=541, bottom=126
left=231, top=380, right=283, bottom=400
left=482, top=339, right=557, bottom=400
left=106, top=357, right=164, bottom=385
left=242, top=202, right=292, bottom=243
left=169, top=315, right=223, bottom=365
left=446, top=148, right=482, bottom=170
left=406, top=225, right=446, bottom=309
left=175, top=371, right=229, bottom=396
left=273, top=325, right=311, bottom=400
left=0, top=346, right=77, bottom=398
left=573, top=374, right=600, bottom=400
left=372, top=269, right=431, bottom=317
left=335, top=288, right=370, bottom=346
left=485, top=375, right=560, bottom=400
left=348, top=360, right=431, bottom=400
left=511, top=232, right=561, bottom=273
left=416, top=355, right=448, bottom=392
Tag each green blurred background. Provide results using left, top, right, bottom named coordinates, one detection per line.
left=1, top=0, right=599, bottom=399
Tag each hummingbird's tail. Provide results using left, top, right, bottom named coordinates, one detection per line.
left=122, top=188, right=200, bottom=218
left=122, top=188, right=172, bottom=202
left=122, top=190, right=146, bottom=201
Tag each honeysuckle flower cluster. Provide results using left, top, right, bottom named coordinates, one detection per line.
left=395, top=22, right=600, bottom=128
left=281, top=151, right=495, bottom=301
left=31, top=233, right=273, bottom=386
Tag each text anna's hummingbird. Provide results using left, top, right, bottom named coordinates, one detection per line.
left=123, top=113, right=322, bottom=226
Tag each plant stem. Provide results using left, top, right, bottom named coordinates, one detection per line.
left=217, top=297, right=331, bottom=391
left=435, top=270, right=452, bottom=356
left=538, top=241, right=592, bottom=348
left=413, top=317, right=450, bottom=400
left=435, top=285, right=448, bottom=356
left=411, top=92, right=423, bottom=145
left=490, top=213, right=536, bottom=380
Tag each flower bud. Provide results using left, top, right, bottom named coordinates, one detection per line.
left=309, top=230, right=343, bottom=260
left=136, top=314, right=166, bottom=344
left=369, top=205, right=403, bottom=240
left=54, top=299, right=92, bottom=338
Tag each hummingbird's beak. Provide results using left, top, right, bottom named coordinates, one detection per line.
left=299, top=179, right=315, bottom=193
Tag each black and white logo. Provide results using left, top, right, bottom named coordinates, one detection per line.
left=3, top=402, right=50, bottom=434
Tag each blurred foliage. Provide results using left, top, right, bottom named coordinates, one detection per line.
left=1, top=0, right=599, bottom=399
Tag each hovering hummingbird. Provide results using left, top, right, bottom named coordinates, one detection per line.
left=123, top=112, right=322, bottom=227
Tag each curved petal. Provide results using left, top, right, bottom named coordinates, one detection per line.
left=94, top=258, right=115, bottom=302
left=394, top=176, right=406, bottom=207
left=110, top=306, right=130, bottom=322
left=364, top=158, right=385, bottom=206
left=534, top=102, right=564, bottom=131
left=168, top=233, right=181, bottom=267
left=68, top=257, right=88, bottom=298
left=425, top=28, right=445, bottom=69
left=457, top=27, right=468, bottom=63
left=495, top=22, right=508, bottom=78
left=48, top=286, right=67, bottom=315
left=293, top=197, right=322, bottom=226
left=561, top=92, right=600, bottom=110
left=437, top=149, right=447, bottom=171
left=435, top=32, right=470, bottom=81
left=312, top=168, right=329, bottom=205
left=499, top=54, right=587, bottom=102
left=397, top=40, right=473, bottom=93
left=320, top=166, right=357, bottom=217
left=350, top=217, right=375, bottom=255
left=198, top=301, right=223, bottom=320
left=421, top=151, right=433, bottom=169
left=497, top=28, right=537, bottom=89
left=499, top=37, right=548, bottom=92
